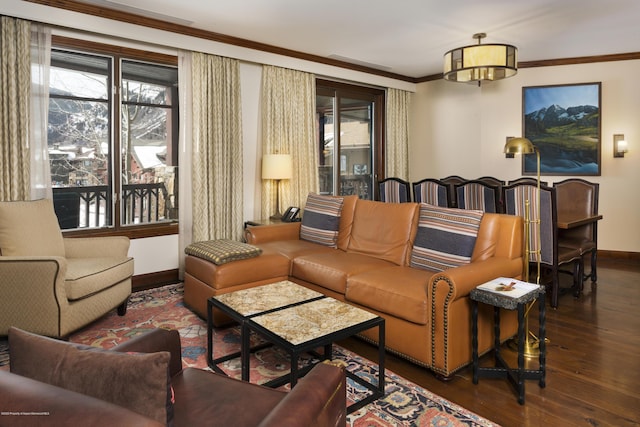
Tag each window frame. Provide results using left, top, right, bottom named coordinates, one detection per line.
left=52, top=36, right=179, bottom=239
left=316, top=79, right=386, bottom=200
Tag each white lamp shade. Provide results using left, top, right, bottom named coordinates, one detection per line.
left=262, top=154, right=292, bottom=180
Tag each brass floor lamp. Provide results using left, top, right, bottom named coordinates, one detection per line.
left=504, top=137, right=543, bottom=357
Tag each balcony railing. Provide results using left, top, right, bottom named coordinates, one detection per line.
left=52, top=183, right=174, bottom=229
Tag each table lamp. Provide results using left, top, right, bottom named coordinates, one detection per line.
left=262, top=154, right=292, bottom=220
left=504, top=137, right=542, bottom=357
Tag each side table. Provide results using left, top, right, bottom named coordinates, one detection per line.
left=470, top=279, right=546, bottom=404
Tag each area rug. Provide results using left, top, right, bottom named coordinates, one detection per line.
left=1, top=283, right=498, bottom=427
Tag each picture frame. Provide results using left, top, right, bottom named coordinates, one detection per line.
left=522, top=82, right=601, bottom=176
left=353, top=164, right=367, bottom=175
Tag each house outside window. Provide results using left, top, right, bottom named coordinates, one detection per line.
left=48, top=40, right=178, bottom=235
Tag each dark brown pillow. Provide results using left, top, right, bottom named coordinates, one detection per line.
left=9, top=327, right=173, bottom=426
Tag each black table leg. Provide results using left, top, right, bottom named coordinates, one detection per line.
left=472, top=300, right=479, bottom=384
left=539, top=292, right=547, bottom=388
left=241, top=322, right=250, bottom=382
left=517, top=302, right=526, bottom=405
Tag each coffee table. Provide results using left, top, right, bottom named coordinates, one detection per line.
left=206, top=280, right=385, bottom=413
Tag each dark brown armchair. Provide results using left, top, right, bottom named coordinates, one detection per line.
left=2, top=327, right=347, bottom=427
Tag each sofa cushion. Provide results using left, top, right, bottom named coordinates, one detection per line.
left=0, top=199, right=65, bottom=257
left=292, top=251, right=395, bottom=294
left=172, top=368, right=286, bottom=427
left=410, top=204, right=483, bottom=272
left=65, top=257, right=134, bottom=301
left=8, top=327, right=173, bottom=426
left=346, top=266, right=433, bottom=325
left=346, top=200, right=419, bottom=265
left=300, top=193, right=344, bottom=248
left=185, top=239, right=262, bottom=265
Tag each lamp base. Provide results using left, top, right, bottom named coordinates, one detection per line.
left=507, top=332, right=541, bottom=358
left=270, top=212, right=283, bottom=221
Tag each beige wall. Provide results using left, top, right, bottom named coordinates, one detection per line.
left=410, top=60, right=640, bottom=253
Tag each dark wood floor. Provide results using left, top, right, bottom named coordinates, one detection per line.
left=338, top=258, right=640, bottom=427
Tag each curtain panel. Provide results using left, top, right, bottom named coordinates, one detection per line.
left=189, top=52, right=244, bottom=243
left=260, top=66, right=317, bottom=218
left=385, top=88, right=411, bottom=180
left=0, top=16, right=31, bottom=201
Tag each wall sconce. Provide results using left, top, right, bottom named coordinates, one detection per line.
left=613, top=134, right=628, bottom=158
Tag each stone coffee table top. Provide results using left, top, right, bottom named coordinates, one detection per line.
left=250, top=297, right=378, bottom=345
left=213, top=280, right=323, bottom=317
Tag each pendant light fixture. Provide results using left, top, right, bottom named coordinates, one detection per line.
left=443, top=33, right=517, bottom=84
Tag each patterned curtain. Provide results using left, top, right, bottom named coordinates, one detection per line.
left=0, top=16, right=31, bottom=201
left=385, top=88, right=411, bottom=180
left=261, top=66, right=317, bottom=217
left=189, top=52, right=243, bottom=242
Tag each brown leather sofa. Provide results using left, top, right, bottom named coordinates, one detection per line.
left=1, top=328, right=346, bottom=427
left=184, top=196, right=524, bottom=378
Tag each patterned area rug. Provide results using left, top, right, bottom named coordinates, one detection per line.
left=1, top=284, right=498, bottom=427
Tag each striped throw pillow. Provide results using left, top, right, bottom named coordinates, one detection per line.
left=300, top=193, right=344, bottom=248
left=410, top=203, right=483, bottom=272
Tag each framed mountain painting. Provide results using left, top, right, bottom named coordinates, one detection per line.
left=522, top=82, right=601, bottom=176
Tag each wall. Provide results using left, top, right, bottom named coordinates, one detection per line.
left=410, top=60, right=640, bottom=253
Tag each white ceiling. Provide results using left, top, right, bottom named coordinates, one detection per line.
left=82, top=0, right=640, bottom=78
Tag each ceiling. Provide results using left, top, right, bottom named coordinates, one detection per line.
left=79, top=0, right=640, bottom=79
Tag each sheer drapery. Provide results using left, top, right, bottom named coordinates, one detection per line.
left=385, top=88, right=411, bottom=180
left=177, top=50, right=194, bottom=277
left=29, top=22, right=52, bottom=200
left=0, top=16, right=31, bottom=201
left=188, top=52, right=243, bottom=243
left=260, top=66, right=317, bottom=217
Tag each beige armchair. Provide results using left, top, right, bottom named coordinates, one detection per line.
left=0, top=199, right=133, bottom=338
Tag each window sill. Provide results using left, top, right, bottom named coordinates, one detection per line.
left=62, top=222, right=179, bottom=239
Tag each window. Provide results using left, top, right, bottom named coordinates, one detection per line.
left=48, top=41, right=178, bottom=235
left=316, top=80, right=385, bottom=200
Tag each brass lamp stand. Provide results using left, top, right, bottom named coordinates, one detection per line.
left=504, top=137, right=543, bottom=357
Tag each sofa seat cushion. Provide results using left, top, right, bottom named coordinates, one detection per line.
left=172, top=368, right=286, bottom=427
left=65, top=257, right=134, bottom=301
left=185, top=247, right=290, bottom=290
left=346, top=266, right=433, bottom=325
left=292, top=251, right=395, bottom=294
left=258, top=239, right=337, bottom=261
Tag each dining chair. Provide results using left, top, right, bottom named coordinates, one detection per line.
left=553, top=178, right=600, bottom=287
left=439, top=175, right=466, bottom=208
left=503, top=183, right=582, bottom=308
left=454, top=179, right=502, bottom=213
left=412, top=178, right=450, bottom=207
left=508, top=177, right=549, bottom=187
left=378, top=177, right=411, bottom=203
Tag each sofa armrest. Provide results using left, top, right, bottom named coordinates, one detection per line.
left=244, top=222, right=301, bottom=244
left=112, top=328, right=183, bottom=377
left=64, top=236, right=130, bottom=259
left=0, top=257, right=68, bottom=336
left=0, top=370, right=162, bottom=427
left=258, top=363, right=346, bottom=427
left=430, top=257, right=524, bottom=302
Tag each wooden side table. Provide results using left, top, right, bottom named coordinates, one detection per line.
left=470, top=281, right=546, bottom=404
